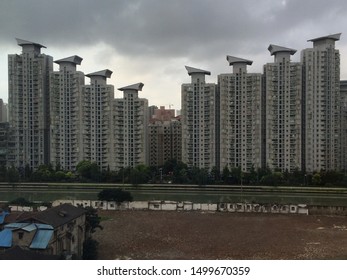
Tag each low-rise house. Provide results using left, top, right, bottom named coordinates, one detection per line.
left=0, top=203, right=86, bottom=259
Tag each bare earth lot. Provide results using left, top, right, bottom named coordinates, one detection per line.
left=94, top=210, right=347, bottom=260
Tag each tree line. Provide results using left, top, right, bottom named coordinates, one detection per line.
left=1, top=159, right=347, bottom=187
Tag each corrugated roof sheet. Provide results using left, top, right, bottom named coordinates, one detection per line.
left=4, top=223, right=30, bottom=229
left=36, top=224, right=53, bottom=230
left=4, top=223, right=53, bottom=231
left=0, top=211, right=9, bottom=224
left=29, top=230, right=53, bottom=249
left=0, top=229, right=12, bottom=248
left=22, top=224, right=38, bottom=232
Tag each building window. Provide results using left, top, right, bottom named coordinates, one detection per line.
left=18, top=232, right=24, bottom=239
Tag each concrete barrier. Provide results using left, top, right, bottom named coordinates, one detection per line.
left=49, top=199, right=310, bottom=215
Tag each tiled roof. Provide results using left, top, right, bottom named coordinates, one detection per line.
left=28, top=203, right=86, bottom=228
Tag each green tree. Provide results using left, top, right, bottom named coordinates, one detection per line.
left=172, top=161, right=188, bottom=184
left=54, top=170, right=66, bottom=181
left=10, top=197, right=32, bottom=206
left=76, top=160, right=101, bottom=181
left=6, top=166, right=20, bottom=183
left=260, top=171, right=283, bottom=186
left=320, top=170, right=344, bottom=186
left=31, top=164, right=55, bottom=182
left=312, top=173, right=322, bottom=186
left=82, top=238, right=99, bottom=260
left=24, top=164, right=32, bottom=181
left=98, top=188, right=133, bottom=205
left=189, top=167, right=210, bottom=185
left=0, top=165, right=6, bottom=182
left=222, top=165, right=230, bottom=184
left=133, top=164, right=151, bottom=184
left=210, top=166, right=221, bottom=183
left=84, top=206, right=103, bottom=235
left=230, top=166, right=242, bottom=184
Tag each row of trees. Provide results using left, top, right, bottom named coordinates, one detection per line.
left=1, top=159, right=347, bottom=186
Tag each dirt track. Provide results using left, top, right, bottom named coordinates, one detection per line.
left=93, top=210, right=347, bottom=260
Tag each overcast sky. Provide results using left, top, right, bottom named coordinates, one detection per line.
left=1, top=0, right=347, bottom=110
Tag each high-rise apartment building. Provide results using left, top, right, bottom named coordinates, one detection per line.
left=0, top=99, right=8, bottom=123
left=148, top=105, right=158, bottom=120
left=340, top=80, right=347, bottom=171
left=82, top=70, right=114, bottom=171
left=50, top=56, right=85, bottom=170
left=113, top=83, right=148, bottom=170
left=0, top=122, right=10, bottom=167
left=302, top=33, right=341, bottom=172
left=8, top=39, right=53, bottom=170
left=264, top=45, right=303, bottom=172
left=219, top=56, right=262, bottom=172
left=148, top=106, right=181, bottom=167
left=181, top=66, right=217, bottom=170
left=152, top=106, right=175, bottom=121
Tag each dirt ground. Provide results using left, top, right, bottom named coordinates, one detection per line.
left=93, top=210, right=347, bottom=260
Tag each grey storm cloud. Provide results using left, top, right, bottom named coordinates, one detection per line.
left=1, top=0, right=347, bottom=61
left=1, top=0, right=347, bottom=109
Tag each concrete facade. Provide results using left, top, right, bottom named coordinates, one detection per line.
left=82, top=70, right=114, bottom=170
left=301, top=34, right=342, bottom=172
left=50, top=56, right=85, bottom=170
left=264, top=45, right=303, bottom=172
left=0, top=122, right=9, bottom=167
left=181, top=66, right=217, bottom=170
left=113, top=83, right=149, bottom=170
left=0, top=99, right=8, bottom=123
left=148, top=116, right=182, bottom=167
left=8, top=39, right=53, bottom=170
left=340, top=80, right=347, bottom=171
left=219, top=56, right=262, bottom=172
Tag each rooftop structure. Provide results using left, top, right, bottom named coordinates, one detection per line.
left=268, top=44, right=297, bottom=56
left=118, top=82, right=144, bottom=92
left=16, top=38, right=46, bottom=49
left=226, top=55, right=253, bottom=65
left=185, top=66, right=211, bottom=76
left=308, top=33, right=341, bottom=42
left=54, top=55, right=83, bottom=65
left=86, top=69, right=112, bottom=79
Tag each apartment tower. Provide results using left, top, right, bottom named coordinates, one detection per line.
left=264, top=45, right=303, bottom=172
left=181, top=66, right=217, bottom=170
left=148, top=106, right=182, bottom=167
left=113, top=83, right=149, bottom=170
left=50, top=56, right=85, bottom=170
left=341, top=80, right=347, bottom=171
left=82, top=70, right=114, bottom=170
left=8, top=39, right=53, bottom=170
left=0, top=99, right=8, bottom=123
left=301, top=33, right=341, bottom=172
left=219, top=56, right=262, bottom=172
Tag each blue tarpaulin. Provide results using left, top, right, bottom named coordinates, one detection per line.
left=0, top=211, right=9, bottom=225
left=0, top=229, right=12, bottom=248
left=29, top=230, right=54, bottom=249
left=1, top=223, right=54, bottom=249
